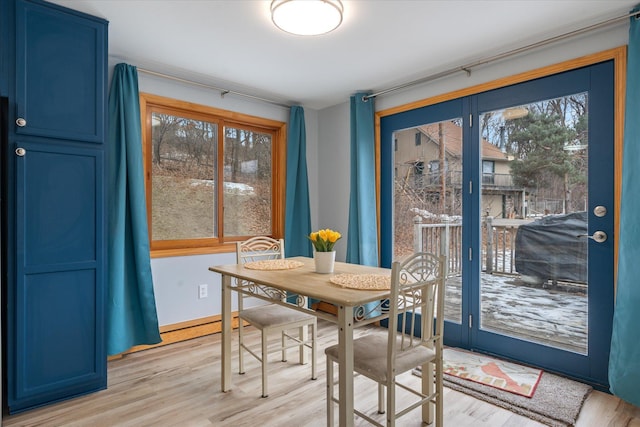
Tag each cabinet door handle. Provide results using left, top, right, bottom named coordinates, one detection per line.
left=16, top=117, right=27, bottom=127
left=15, top=147, right=26, bottom=157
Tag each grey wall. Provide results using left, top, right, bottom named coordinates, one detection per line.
left=131, top=23, right=628, bottom=327
left=317, top=102, right=350, bottom=262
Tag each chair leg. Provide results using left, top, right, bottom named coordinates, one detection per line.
left=281, top=330, right=287, bottom=362
left=298, top=325, right=305, bottom=365
left=261, top=331, right=269, bottom=398
left=311, top=322, right=317, bottom=380
left=386, top=378, right=396, bottom=427
left=422, top=361, right=435, bottom=424
left=326, top=356, right=334, bottom=427
left=436, top=359, right=443, bottom=427
left=378, top=383, right=385, bottom=414
left=238, top=318, right=245, bottom=375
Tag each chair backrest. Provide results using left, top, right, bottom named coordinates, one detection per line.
left=236, top=236, right=285, bottom=264
left=236, top=237, right=287, bottom=307
left=386, top=252, right=446, bottom=368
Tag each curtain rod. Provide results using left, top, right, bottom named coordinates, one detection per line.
left=136, top=67, right=292, bottom=109
left=364, top=10, right=640, bottom=101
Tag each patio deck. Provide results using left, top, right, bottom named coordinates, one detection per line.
left=444, top=272, right=588, bottom=354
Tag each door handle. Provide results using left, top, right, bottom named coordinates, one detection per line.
left=15, top=147, right=26, bottom=157
left=577, top=230, right=607, bottom=243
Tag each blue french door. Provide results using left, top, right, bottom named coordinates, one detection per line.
left=380, top=61, right=615, bottom=388
left=380, top=97, right=471, bottom=350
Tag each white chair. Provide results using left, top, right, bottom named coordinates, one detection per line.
left=236, top=236, right=317, bottom=398
left=325, top=252, right=445, bottom=427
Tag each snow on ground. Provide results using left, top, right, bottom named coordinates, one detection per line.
left=189, top=179, right=256, bottom=195
left=444, top=272, right=587, bottom=354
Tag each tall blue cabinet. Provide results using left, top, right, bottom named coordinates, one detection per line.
left=1, top=0, right=108, bottom=413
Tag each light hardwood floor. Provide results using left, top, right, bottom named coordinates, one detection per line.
left=4, top=320, right=640, bottom=427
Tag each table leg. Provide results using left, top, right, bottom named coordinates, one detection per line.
left=221, top=274, right=232, bottom=392
left=337, top=305, right=354, bottom=427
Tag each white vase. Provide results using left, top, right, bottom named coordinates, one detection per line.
left=314, top=251, right=336, bottom=274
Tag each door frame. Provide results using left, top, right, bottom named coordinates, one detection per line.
left=469, top=61, right=615, bottom=387
left=376, top=47, right=625, bottom=387
left=376, top=45, right=624, bottom=295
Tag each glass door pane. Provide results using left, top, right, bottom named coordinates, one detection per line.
left=393, top=119, right=463, bottom=324
left=479, top=94, right=589, bottom=354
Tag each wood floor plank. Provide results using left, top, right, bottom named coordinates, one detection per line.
left=4, top=320, right=638, bottom=426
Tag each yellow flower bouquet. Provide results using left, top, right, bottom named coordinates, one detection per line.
left=308, top=228, right=342, bottom=252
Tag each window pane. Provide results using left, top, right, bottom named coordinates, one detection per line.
left=393, top=119, right=463, bottom=324
left=479, top=92, right=589, bottom=354
left=482, top=160, right=495, bottom=184
left=151, top=113, right=217, bottom=240
left=223, top=126, right=272, bottom=236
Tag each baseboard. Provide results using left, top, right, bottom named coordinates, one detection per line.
left=109, top=303, right=336, bottom=361
left=108, top=313, right=242, bottom=361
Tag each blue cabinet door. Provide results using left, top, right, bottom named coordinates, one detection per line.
left=15, top=0, right=107, bottom=143
left=9, top=141, right=106, bottom=412
left=6, top=0, right=108, bottom=413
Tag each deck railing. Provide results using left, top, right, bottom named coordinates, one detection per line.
left=409, top=171, right=517, bottom=190
left=413, top=217, right=463, bottom=277
left=413, top=216, right=533, bottom=276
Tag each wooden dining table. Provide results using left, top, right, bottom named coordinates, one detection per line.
left=209, top=256, right=430, bottom=427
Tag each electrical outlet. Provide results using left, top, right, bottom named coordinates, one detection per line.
left=198, top=283, right=208, bottom=299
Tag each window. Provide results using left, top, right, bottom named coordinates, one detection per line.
left=428, top=159, right=448, bottom=185
left=482, top=160, right=495, bottom=184
left=413, top=161, right=424, bottom=188
left=140, top=93, right=286, bottom=256
left=415, top=132, right=421, bottom=146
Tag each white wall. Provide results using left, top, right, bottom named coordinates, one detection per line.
left=130, top=22, right=629, bottom=327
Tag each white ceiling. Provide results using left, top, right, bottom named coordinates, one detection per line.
left=51, top=0, right=636, bottom=110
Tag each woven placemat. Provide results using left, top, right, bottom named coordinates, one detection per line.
left=243, top=259, right=304, bottom=270
left=330, top=273, right=391, bottom=290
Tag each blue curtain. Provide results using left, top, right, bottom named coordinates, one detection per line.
left=284, top=106, right=312, bottom=257
left=107, top=63, right=161, bottom=355
left=346, top=93, right=379, bottom=266
left=609, top=6, right=640, bottom=406
left=346, top=93, right=379, bottom=318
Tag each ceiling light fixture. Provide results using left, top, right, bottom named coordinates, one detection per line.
left=271, top=0, right=343, bottom=36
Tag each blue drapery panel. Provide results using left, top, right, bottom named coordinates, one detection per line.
left=107, top=63, right=161, bottom=355
left=284, top=106, right=312, bottom=257
left=346, top=93, right=379, bottom=266
left=609, top=6, right=640, bottom=406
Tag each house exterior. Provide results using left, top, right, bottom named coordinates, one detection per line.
left=394, top=121, right=525, bottom=219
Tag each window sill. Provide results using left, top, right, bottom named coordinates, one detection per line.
left=150, top=244, right=235, bottom=259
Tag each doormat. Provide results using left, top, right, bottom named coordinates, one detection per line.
left=413, top=349, right=592, bottom=427
left=443, top=348, right=542, bottom=397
